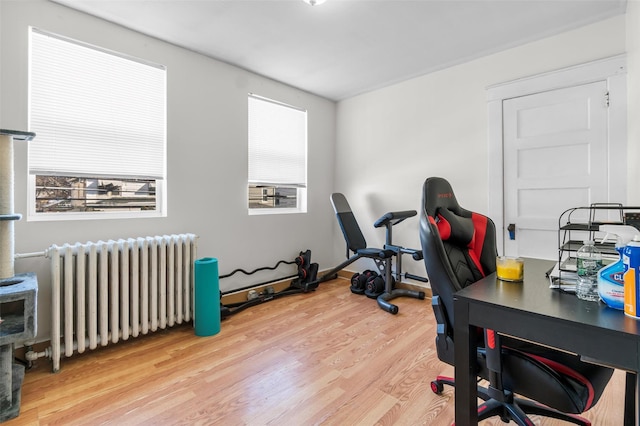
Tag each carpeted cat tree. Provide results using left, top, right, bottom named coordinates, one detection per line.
left=0, top=129, right=37, bottom=423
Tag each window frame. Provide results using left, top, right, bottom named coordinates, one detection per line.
left=27, top=175, right=166, bottom=221
left=247, top=93, right=308, bottom=215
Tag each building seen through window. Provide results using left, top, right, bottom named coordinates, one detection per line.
left=35, top=176, right=156, bottom=213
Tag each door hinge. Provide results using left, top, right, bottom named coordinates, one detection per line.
left=605, top=91, right=610, bottom=107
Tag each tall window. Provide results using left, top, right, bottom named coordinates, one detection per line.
left=28, top=28, right=166, bottom=220
left=248, top=94, right=307, bottom=214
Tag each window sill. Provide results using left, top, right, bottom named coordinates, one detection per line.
left=27, top=210, right=165, bottom=222
left=248, top=208, right=306, bottom=216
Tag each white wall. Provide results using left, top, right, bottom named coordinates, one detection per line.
left=0, top=0, right=337, bottom=343
left=335, top=15, right=627, bottom=280
left=627, top=1, right=640, bottom=204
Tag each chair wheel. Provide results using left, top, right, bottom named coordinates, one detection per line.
left=430, top=380, right=444, bottom=394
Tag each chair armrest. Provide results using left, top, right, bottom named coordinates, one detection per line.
left=432, top=295, right=455, bottom=365
left=432, top=295, right=449, bottom=338
left=484, top=328, right=511, bottom=402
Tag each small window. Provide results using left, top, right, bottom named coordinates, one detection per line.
left=248, top=94, right=307, bottom=214
left=28, top=28, right=166, bottom=220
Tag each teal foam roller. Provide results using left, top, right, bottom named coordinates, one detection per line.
left=194, top=257, right=221, bottom=336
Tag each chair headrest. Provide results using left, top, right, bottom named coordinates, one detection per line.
left=434, top=207, right=475, bottom=247
left=423, top=177, right=464, bottom=218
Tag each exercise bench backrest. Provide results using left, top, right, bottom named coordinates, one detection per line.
left=331, top=193, right=367, bottom=253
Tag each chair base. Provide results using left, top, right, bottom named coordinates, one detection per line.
left=431, top=376, right=592, bottom=426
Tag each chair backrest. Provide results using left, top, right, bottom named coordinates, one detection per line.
left=420, top=177, right=497, bottom=325
left=331, top=193, right=367, bottom=254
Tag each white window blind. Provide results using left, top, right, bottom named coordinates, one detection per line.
left=248, top=94, right=307, bottom=187
left=29, top=28, right=166, bottom=180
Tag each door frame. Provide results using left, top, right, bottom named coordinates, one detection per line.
left=487, top=54, right=627, bottom=255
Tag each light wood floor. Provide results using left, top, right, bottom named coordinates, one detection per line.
left=6, top=277, right=626, bottom=425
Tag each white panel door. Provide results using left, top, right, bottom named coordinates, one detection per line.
left=503, top=81, right=609, bottom=259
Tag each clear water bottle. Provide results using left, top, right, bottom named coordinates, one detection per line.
left=576, top=240, right=603, bottom=301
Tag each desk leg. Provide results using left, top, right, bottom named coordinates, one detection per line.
left=454, top=297, right=477, bottom=425
left=623, top=372, right=636, bottom=426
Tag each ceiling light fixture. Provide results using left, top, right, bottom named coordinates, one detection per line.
left=303, top=0, right=327, bottom=5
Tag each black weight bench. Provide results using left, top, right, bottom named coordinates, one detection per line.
left=319, top=193, right=427, bottom=314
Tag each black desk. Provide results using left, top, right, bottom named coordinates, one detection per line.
left=453, top=258, right=640, bottom=425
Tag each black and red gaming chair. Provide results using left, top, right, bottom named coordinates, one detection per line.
left=419, top=177, right=613, bottom=425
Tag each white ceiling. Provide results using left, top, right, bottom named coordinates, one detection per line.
left=51, top=0, right=628, bottom=101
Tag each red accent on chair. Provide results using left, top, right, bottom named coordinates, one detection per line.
left=486, top=329, right=496, bottom=349
left=469, top=213, right=488, bottom=276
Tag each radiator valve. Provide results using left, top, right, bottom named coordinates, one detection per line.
left=24, top=346, right=51, bottom=362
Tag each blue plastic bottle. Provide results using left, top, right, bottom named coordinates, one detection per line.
left=598, top=225, right=639, bottom=310
left=598, top=246, right=625, bottom=309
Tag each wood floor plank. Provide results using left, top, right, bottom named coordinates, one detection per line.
left=4, top=277, right=626, bottom=425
